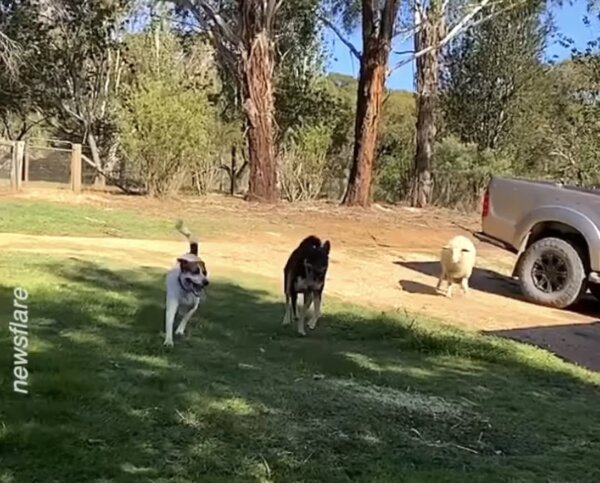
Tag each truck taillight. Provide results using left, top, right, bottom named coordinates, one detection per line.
left=482, top=188, right=490, bottom=218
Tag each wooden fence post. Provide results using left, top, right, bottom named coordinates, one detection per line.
left=71, top=143, right=82, bottom=194
left=23, top=141, right=29, bottom=183
left=10, top=141, right=25, bottom=191
left=8, top=141, right=16, bottom=190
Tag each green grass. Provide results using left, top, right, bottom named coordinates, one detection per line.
left=0, top=200, right=226, bottom=239
left=1, top=253, right=599, bottom=482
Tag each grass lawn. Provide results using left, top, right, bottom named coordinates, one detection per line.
left=0, top=200, right=232, bottom=239
left=1, top=253, right=600, bottom=482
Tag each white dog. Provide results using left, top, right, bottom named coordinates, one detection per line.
left=163, top=222, right=209, bottom=347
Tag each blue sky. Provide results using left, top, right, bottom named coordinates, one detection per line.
left=323, top=1, right=599, bottom=91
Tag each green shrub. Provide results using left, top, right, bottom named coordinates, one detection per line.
left=432, top=136, right=512, bottom=209
left=279, top=123, right=333, bottom=201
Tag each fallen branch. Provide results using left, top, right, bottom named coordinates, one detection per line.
left=81, top=154, right=144, bottom=195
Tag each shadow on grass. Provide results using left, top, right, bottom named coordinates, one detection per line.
left=1, top=257, right=600, bottom=483
left=486, top=321, right=600, bottom=372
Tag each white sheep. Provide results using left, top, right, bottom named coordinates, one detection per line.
left=437, top=235, right=477, bottom=298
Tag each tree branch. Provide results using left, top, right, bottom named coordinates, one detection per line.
left=388, top=0, right=495, bottom=75
left=380, top=0, right=401, bottom=42
left=81, top=153, right=142, bottom=195
left=393, top=21, right=423, bottom=40
left=317, top=13, right=361, bottom=60
left=0, top=31, right=21, bottom=79
left=0, top=112, right=14, bottom=139
left=181, top=0, right=241, bottom=47
left=17, top=114, right=50, bottom=140
left=362, top=0, right=376, bottom=45
left=266, top=0, right=285, bottom=32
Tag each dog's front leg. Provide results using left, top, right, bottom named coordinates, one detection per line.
left=289, top=291, right=305, bottom=336
left=308, top=290, right=321, bottom=330
left=282, top=294, right=291, bottom=326
left=164, top=297, right=178, bottom=347
left=298, top=292, right=312, bottom=336
left=175, top=298, right=200, bottom=336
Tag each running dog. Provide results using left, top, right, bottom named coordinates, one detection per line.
left=163, top=221, right=209, bottom=347
left=282, top=235, right=331, bottom=336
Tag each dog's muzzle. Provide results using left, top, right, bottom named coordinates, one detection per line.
left=178, top=273, right=209, bottom=296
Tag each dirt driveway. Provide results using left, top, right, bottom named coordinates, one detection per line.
left=1, top=188, right=599, bottom=370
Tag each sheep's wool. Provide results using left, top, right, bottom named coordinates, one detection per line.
left=440, top=235, right=476, bottom=279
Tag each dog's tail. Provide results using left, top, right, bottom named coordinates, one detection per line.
left=175, top=220, right=198, bottom=255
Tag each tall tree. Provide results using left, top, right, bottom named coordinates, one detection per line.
left=323, top=0, right=528, bottom=207
left=175, top=0, right=285, bottom=202
left=345, top=1, right=402, bottom=206
left=410, top=0, right=443, bottom=207
left=402, top=0, right=509, bottom=207
left=323, top=0, right=401, bottom=206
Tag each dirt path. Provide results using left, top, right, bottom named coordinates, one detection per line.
left=2, top=231, right=599, bottom=369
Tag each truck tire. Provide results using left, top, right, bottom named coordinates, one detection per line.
left=517, top=237, right=587, bottom=309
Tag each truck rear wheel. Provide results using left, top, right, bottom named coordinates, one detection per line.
left=517, top=237, right=587, bottom=309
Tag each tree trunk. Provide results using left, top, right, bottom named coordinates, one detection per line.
left=87, top=132, right=106, bottom=188
left=229, top=145, right=237, bottom=196
left=343, top=41, right=388, bottom=207
left=342, top=0, right=400, bottom=207
left=240, top=2, right=278, bottom=203
left=410, top=8, right=441, bottom=208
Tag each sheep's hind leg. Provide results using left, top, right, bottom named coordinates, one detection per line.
left=461, top=277, right=469, bottom=295
left=436, top=269, right=446, bottom=294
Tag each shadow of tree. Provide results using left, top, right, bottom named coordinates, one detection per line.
left=1, top=257, right=599, bottom=483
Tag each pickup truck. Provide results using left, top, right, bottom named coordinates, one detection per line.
left=478, top=176, right=600, bottom=309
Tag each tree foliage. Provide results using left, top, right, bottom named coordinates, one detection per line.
left=279, top=123, right=334, bottom=201
left=544, top=56, right=600, bottom=186
left=438, top=1, right=600, bottom=200
left=440, top=1, right=550, bottom=151
left=118, top=23, right=218, bottom=196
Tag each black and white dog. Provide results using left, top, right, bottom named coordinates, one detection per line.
left=163, top=221, right=209, bottom=347
left=282, top=235, right=331, bottom=336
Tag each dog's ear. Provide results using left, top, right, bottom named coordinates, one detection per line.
left=322, top=240, right=331, bottom=254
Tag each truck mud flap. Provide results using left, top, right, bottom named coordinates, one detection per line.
left=473, top=232, right=515, bottom=252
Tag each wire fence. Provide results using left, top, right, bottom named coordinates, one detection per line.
left=0, top=138, right=85, bottom=192
left=26, top=144, right=72, bottom=184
